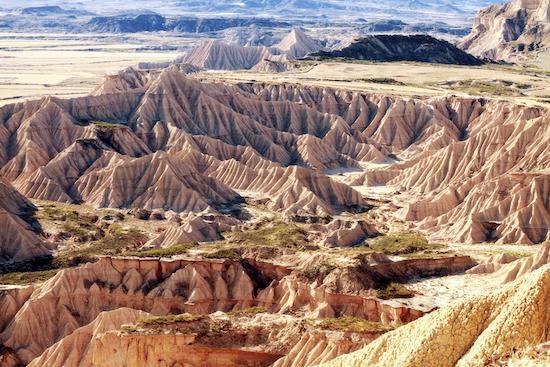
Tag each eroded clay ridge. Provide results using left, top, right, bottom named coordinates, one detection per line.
left=318, top=262, right=550, bottom=367
left=0, top=254, right=469, bottom=365
left=0, top=66, right=548, bottom=243
left=459, top=0, right=550, bottom=62
left=0, top=179, right=47, bottom=262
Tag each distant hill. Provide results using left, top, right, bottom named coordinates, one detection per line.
left=84, top=14, right=290, bottom=33
left=311, top=34, right=485, bottom=65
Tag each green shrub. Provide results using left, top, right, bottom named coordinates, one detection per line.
left=368, top=232, right=441, bottom=255
left=375, top=282, right=415, bottom=300
left=124, top=243, right=197, bottom=258
left=228, top=306, right=267, bottom=316
left=298, top=261, right=337, bottom=281
left=137, top=314, right=203, bottom=325
left=309, top=316, right=396, bottom=333
left=203, top=248, right=241, bottom=260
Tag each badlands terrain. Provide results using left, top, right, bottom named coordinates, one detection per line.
left=0, top=0, right=549, bottom=367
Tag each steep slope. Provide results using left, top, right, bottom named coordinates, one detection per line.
left=27, top=308, right=148, bottom=367
left=251, top=59, right=288, bottom=72
left=319, top=264, right=550, bottom=367
left=352, top=104, right=549, bottom=244
left=275, top=28, right=324, bottom=58
left=469, top=243, right=550, bottom=283
left=0, top=179, right=47, bottom=262
left=181, top=40, right=283, bottom=70
left=312, top=35, right=484, bottom=65
left=459, top=0, right=550, bottom=63
left=180, top=28, right=322, bottom=70
left=0, top=256, right=431, bottom=364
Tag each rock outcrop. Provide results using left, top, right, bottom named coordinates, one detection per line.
left=181, top=40, right=283, bottom=70
left=459, top=0, right=550, bottom=63
left=311, top=35, right=484, bottom=65
left=319, top=220, right=379, bottom=247
left=319, top=264, right=550, bottom=367
left=0, top=179, right=47, bottom=262
left=251, top=59, right=289, bottom=73
left=468, top=243, right=550, bottom=284
left=272, top=331, right=379, bottom=367
left=27, top=308, right=148, bottom=367
left=180, top=28, right=322, bottom=71
left=0, top=256, right=431, bottom=364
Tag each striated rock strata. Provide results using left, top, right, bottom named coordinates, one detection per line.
left=319, top=264, right=550, bottom=367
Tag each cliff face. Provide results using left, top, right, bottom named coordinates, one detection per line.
left=319, top=263, right=550, bottom=367
left=1, top=256, right=437, bottom=365
left=9, top=250, right=545, bottom=367
left=459, top=0, right=550, bottom=63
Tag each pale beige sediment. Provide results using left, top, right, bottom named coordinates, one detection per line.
left=317, top=264, right=550, bottom=367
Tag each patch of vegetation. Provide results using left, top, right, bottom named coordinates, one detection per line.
left=367, top=232, right=442, bottom=255
left=120, top=324, right=140, bottom=333
left=92, top=121, right=127, bottom=129
left=0, top=224, right=147, bottom=285
left=356, top=77, right=404, bottom=85
left=309, top=316, right=397, bottom=334
left=375, top=282, right=415, bottom=300
left=124, top=243, right=198, bottom=258
left=40, top=205, right=100, bottom=241
left=0, top=268, right=60, bottom=285
left=53, top=224, right=147, bottom=266
left=444, top=79, right=530, bottom=97
left=203, top=248, right=241, bottom=260
left=226, top=223, right=308, bottom=249
left=227, top=306, right=267, bottom=316
left=137, top=313, right=204, bottom=326
left=298, top=261, right=337, bottom=281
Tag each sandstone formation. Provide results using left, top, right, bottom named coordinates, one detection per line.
left=468, top=242, right=550, bottom=284
left=319, top=264, right=550, bottom=367
left=0, top=179, right=47, bottom=262
left=319, top=220, right=379, bottom=247
left=0, top=254, right=451, bottom=364
left=459, top=0, right=550, bottom=63
left=27, top=308, right=148, bottom=367
left=181, top=40, right=284, bottom=70
left=180, top=28, right=322, bottom=71
left=251, top=59, right=289, bottom=73
left=272, top=331, right=379, bottom=367
left=145, top=213, right=239, bottom=248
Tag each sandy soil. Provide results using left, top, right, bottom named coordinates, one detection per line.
left=0, top=33, right=185, bottom=105
left=205, top=61, right=550, bottom=107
